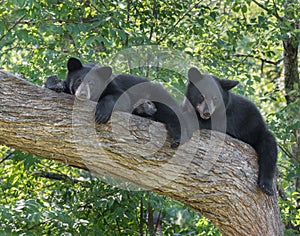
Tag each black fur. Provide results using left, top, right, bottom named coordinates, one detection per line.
left=184, top=67, right=277, bottom=195
left=46, top=58, right=185, bottom=148
left=132, top=99, right=157, bottom=117
left=45, top=75, right=66, bottom=92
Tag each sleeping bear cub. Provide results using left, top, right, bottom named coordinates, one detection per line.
left=184, top=67, right=277, bottom=195
left=45, top=58, right=185, bottom=148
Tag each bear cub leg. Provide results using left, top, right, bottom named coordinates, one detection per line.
left=255, top=131, right=277, bottom=195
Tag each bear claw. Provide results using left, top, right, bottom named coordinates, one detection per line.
left=258, top=180, right=274, bottom=196
left=95, top=115, right=109, bottom=123
left=171, top=140, right=180, bottom=149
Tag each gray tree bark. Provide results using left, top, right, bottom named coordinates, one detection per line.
left=0, top=70, right=284, bottom=235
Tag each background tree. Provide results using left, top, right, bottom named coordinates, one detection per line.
left=0, top=0, right=299, bottom=235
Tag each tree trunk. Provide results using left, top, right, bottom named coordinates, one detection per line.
left=0, top=71, right=284, bottom=235
left=283, top=0, right=300, bottom=207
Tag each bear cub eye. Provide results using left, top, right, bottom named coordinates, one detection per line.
left=200, top=95, right=205, bottom=102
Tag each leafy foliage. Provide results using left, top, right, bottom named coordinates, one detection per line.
left=0, top=0, right=299, bottom=235
left=0, top=149, right=220, bottom=235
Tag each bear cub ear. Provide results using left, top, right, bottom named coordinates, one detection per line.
left=67, top=58, right=83, bottom=72
left=220, top=79, right=239, bottom=91
left=188, top=67, right=202, bottom=81
left=95, top=66, right=112, bottom=80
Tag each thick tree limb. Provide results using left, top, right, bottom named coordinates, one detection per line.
left=0, top=70, right=283, bottom=235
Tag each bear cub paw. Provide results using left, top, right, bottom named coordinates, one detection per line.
left=258, top=178, right=274, bottom=196
left=171, top=140, right=180, bottom=149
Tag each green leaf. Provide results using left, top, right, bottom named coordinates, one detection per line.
left=241, top=5, right=247, bottom=13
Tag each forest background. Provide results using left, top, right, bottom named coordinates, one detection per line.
left=0, top=0, right=299, bottom=235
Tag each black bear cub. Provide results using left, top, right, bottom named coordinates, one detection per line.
left=45, top=58, right=185, bottom=148
left=132, top=99, right=157, bottom=117
left=184, top=67, right=277, bottom=195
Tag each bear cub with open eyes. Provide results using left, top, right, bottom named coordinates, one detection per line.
left=183, top=67, right=277, bottom=195
left=45, top=57, right=186, bottom=148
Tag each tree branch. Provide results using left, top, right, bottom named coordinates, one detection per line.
left=0, top=70, right=283, bottom=235
left=251, top=0, right=283, bottom=21
left=0, top=15, right=26, bottom=42
left=33, top=171, right=88, bottom=185
left=157, top=1, right=202, bottom=44
left=229, top=53, right=283, bottom=65
left=0, top=149, right=14, bottom=164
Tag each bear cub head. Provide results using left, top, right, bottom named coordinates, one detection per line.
left=184, top=67, right=239, bottom=120
left=65, top=57, right=112, bottom=102
left=133, top=99, right=157, bottom=117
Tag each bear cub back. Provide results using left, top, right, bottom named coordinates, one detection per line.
left=184, top=67, right=277, bottom=195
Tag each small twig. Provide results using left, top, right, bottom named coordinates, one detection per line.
left=33, top=171, right=88, bottom=186
left=272, top=0, right=282, bottom=20
left=125, top=0, right=131, bottom=47
left=27, top=218, right=54, bottom=231
left=157, top=1, right=202, bottom=43
left=260, top=60, right=264, bottom=76
left=98, top=0, right=109, bottom=10
left=139, top=197, right=144, bottom=236
left=230, top=53, right=283, bottom=65
left=155, top=210, right=162, bottom=233
left=251, top=0, right=271, bottom=13
left=0, top=15, right=26, bottom=42
left=0, top=150, right=14, bottom=164
left=277, top=184, right=287, bottom=200
left=278, top=143, right=295, bottom=160
left=5, top=17, right=99, bottom=25
left=251, top=0, right=283, bottom=21
left=147, top=201, right=155, bottom=236
left=91, top=2, right=127, bottom=41
left=149, top=0, right=157, bottom=41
